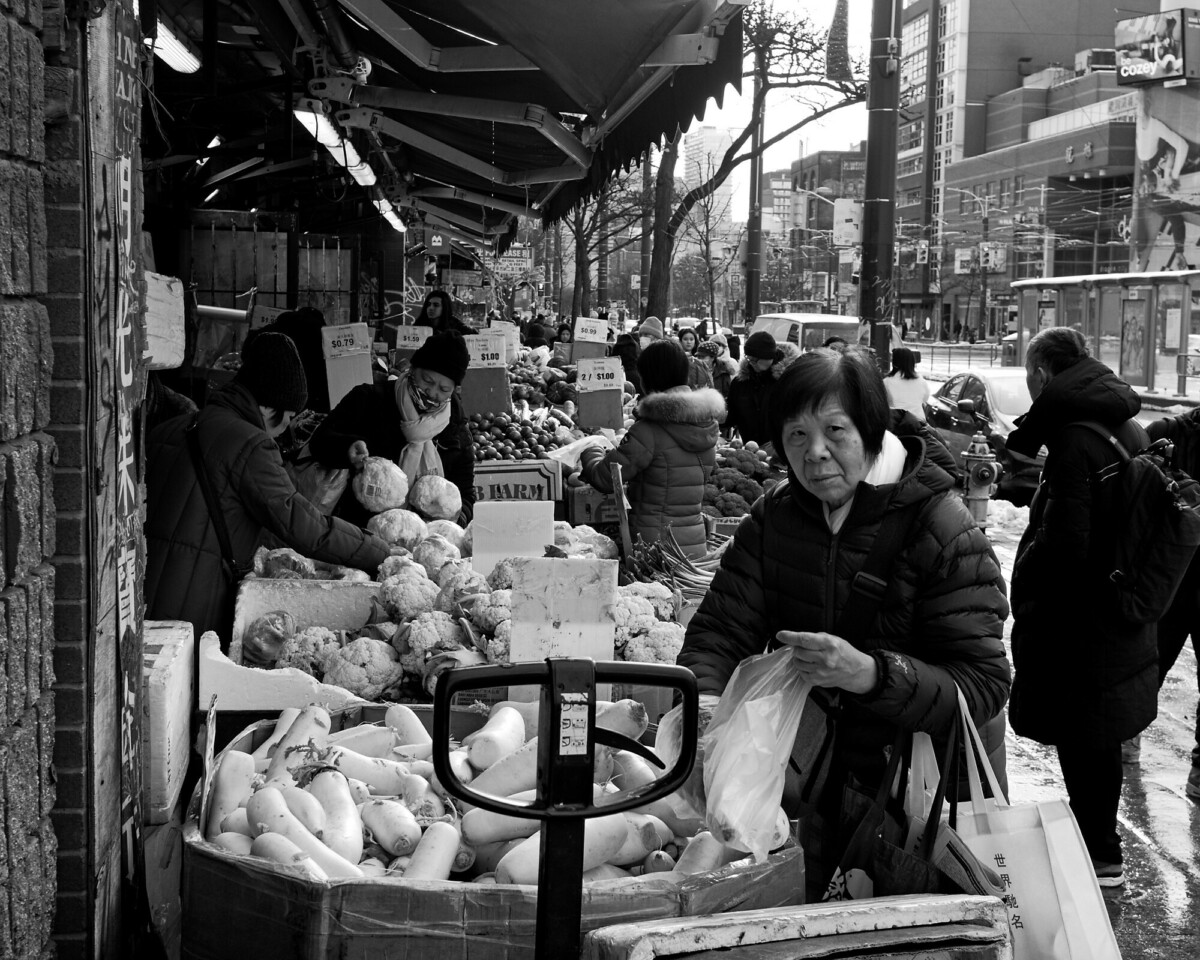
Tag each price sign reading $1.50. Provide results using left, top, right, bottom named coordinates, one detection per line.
left=576, top=357, right=624, bottom=393
left=465, top=333, right=507, bottom=369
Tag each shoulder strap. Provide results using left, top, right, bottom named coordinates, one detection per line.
left=185, top=416, right=240, bottom=576
left=834, top=501, right=922, bottom=642
left=1069, top=419, right=1151, bottom=464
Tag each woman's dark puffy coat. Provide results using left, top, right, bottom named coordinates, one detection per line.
left=580, top=387, right=724, bottom=559
left=308, top=380, right=476, bottom=528
left=679, top=434, right=1012, bottom=794
left=144, top=383, right=390, bottom=640
left=1006, top=357, right=1157, bottom=745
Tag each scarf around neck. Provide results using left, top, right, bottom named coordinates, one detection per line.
left=394, top=372, right=451, bottom=487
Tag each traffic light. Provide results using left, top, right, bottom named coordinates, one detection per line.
left=916, top=240, right=929, bottom=264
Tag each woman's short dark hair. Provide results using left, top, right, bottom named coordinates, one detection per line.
left=768, top=348, right=889, bottom=457
left=1026, top=326, right=1089, bottom=375
left=637, top=339, right=690, bottom=394
left=890, top=347, right=918, bottom=379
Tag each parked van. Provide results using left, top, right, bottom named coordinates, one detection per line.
left=751, top=313, right=861, bottom=351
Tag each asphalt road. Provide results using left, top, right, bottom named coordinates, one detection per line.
left=987, top=525, right=1200, bottom=959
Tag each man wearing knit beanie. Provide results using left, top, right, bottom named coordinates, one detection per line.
left=726, top=330, right=781, bottom=446
left=412, top=331, right=471, bottom=385
left=637, top=316, right=664, bottom=348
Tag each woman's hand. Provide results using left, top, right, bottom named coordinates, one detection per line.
left=776, top=630, right=878, bottom=695
left=348, top=440, right=369, bottom=467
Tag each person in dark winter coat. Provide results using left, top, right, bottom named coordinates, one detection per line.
left=1006, top=326, right=1154, bottom=888
left=725, top=330, right=781, bottom=446
left=309, top=331, right=477, bottom=527
left=416, top=290, right=475, bottom=336
left=696, top=340, right=732, bottom=400
left=679, top=348, right=1011, bottom=897
left=610, top=334, right=643, bottom=396
left=580, top=340, right=724, bottom=558
left=144, top=333, right=391, bottom=644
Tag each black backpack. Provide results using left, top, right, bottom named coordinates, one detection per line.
left=1073, top=420, right=1200, bottom=625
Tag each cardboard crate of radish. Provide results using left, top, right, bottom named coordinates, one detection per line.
left=182, top=699, right=803, bottom=960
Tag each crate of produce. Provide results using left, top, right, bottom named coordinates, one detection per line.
left=143, top=620, right=196, bottom=824
left=182, top=709, right=804, bottom=960
left=567, top=481, right=621, bottom=526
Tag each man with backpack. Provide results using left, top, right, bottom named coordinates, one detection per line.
left=1006, top=326, right=1158, bottom=889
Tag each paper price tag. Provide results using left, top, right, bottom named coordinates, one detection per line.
left=322, top=323, right=369, bottom=360
left=576, top=357, right=624, bottom=393
left=558, top=692, right=589, bottom=757
left=465, top=333, right=507, bottom=369
left=574, top=317, right=608, bottom=344
left=396, top=325, right=432, bottom=351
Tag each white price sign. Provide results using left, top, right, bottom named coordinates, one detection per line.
left=322, top=323, right=370, bottom=360
left=465, top=333, right=507, bottom=369
left=574, top=317, right=608, bottom=344
left=576, top=357, right=624, bottom=393
left=396, top=325, right=432, bottom=351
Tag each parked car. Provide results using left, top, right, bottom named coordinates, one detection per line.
left=923, top=367, right=1044, bottom=502
left=751, top=313, right=861, bottom=351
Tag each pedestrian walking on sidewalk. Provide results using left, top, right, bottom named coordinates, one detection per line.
left=1006, top=326, right=1156, bottom=889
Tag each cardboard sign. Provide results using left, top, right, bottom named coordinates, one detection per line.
left=501, top=323, right=521, bottom=363
left=144, top=271, right=185, bottom=370
left=250, top=304, right=287, bottom=330
left=465, top=333, right=507, bottom=369
left=395, top=324, right=432, bottom=353
left=576, top=357, right=624, bottom=393
left=321, top=322, right=373, bottom=409
left=473, top=459, right=563, bottom=501
left=509, top=557, right=618, bottom=700
left=574, top=317, right=608, bottom=343
left=469, top=500, right=556, bottom=578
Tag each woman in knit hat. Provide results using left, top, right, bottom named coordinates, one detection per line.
left=144, top=332, right=392, bottom=641
left=309, top=331, right=476, bottom=526
left=726, top=330, right=783, bottom=447
left=636, top=315, right=665, bottom=350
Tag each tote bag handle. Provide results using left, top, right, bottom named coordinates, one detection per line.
left=955, top=686, right=1007, bottom=812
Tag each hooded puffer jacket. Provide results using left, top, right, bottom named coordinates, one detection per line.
left=679, top=433, right=1012, bottom=795
left=725, top=356, right=780, bottom=446
left=144, top=382, right=390, bottom=641
left=580, top=387, right=725, bottom=559
left=1006, top=357, right=1157, bottom=745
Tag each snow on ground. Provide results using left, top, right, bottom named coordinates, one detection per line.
left=985, top=500, right=1029, bottom=540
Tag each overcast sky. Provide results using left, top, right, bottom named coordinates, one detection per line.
left=695, top=0, right=874, bottom=214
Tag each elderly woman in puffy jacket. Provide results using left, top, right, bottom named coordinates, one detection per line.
left=579, top=340, right=724, bottom=559
left=677, top=347, right=1011, bottom=897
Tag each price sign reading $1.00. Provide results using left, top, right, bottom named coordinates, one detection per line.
left=576, top=357, right=624, bottom=393
left=465, top=333, right=507, bottom=369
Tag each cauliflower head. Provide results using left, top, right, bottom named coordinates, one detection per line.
left=322, top=637, right=404, bottom=700
left=408, top=475, right=463, bottom=521
left=618, top=581, right=679, bottom=622
left=376, top=554, right=422, bottom=582
left=484, top=620, right=511, bottom=664
left=623, top=622, right=686, bottom=665
left=407, top=611, right=467, bottom=660
left=379, top=573, right=439, bottom=622
left=466, top=589, right=512, bottom=635
left=610, top=594, right=658, bottom=653
left=412, top=534, right=462, bottom=580
left=276, top=625, right=342, bottom=677
left=485, top=557, right=518, bottom=591
left=434, top=574, right=490, bottom=615
left=425, top=519, right=467, bottom=554
left=435, top=558, right=473, bottom=589
left=354, top=457, right=411, bottom=514
left=367, top=508, right=428, bottom=551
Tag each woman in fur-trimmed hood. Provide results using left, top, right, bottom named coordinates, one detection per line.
left=580, top=340, right=724, bottom=559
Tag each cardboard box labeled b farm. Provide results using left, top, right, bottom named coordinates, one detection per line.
left=474, top=459, right=563, bottom=501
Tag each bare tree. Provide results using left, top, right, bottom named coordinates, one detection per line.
left=676, top=150, right=744, bottom=322
left=562, top=169, right=647, bottom=317
left=645, top=1, right=867, bottom=320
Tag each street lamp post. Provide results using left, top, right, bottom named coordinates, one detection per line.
left=797, top=187, right=849, bottom=314
left=947, top=187, right=1001, bottom=338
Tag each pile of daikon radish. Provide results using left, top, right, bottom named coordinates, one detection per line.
left=201, top=699, right=790, bottom=885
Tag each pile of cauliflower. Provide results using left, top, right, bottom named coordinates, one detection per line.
left=611, top=581, right=687, bottom=665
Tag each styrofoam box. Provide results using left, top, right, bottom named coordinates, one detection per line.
left=142, top=620, right=195, bottom=824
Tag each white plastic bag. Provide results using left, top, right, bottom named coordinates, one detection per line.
left=700, top=648, right=811, bottom=861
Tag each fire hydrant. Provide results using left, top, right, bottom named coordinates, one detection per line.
left=962, top=432, right=1002, bottom=527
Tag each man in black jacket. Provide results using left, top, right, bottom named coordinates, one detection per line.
left=1006, top=327, right=1155, bottom=889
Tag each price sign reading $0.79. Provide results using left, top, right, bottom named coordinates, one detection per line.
left=576, top=357, right=624, bottom=393
left=465, top=333, right=507, bottom=369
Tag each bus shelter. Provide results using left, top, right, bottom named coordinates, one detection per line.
left=1010, top=271, right=1200, bottom=395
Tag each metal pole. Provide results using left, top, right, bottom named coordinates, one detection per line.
left=640, top=157, right=652, bottom=319
left=980, top=206, right=989, bottom=338
left=744, top=49, right=765, bottom=325
left=860, top=0, right=901, bottom=371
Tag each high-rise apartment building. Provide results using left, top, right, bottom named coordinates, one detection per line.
left=683, top=125, right=737, bottom=232
left=893, top=0, right=1159, bottom=328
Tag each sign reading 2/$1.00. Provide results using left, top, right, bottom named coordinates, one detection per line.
left=465, top=333, right=507, bottom=368
left=576, top=357, right=624, bottom=393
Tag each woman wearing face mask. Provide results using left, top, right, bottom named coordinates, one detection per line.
left=415, top=290, right=475, bottom=336
left=636, top=316, right=665, bottom=352
left=309, top=331, right=476, bottom=525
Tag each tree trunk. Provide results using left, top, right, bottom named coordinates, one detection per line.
left=571, top=207, right=587, bottom=317
left=646, top=133, right=680, bottom=320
